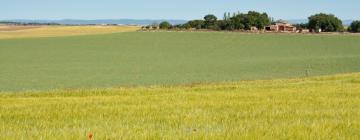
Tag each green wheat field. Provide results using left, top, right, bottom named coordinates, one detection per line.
left=1, top=30, right=360, bottom=139
left=1, top=32, right=360, bottom=91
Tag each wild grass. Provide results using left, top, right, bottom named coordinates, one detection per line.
left=0, top=25, right=140, bottom=39
left=0, top=73, right=359, bottom=139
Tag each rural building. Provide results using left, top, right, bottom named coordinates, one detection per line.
left=251, top=26, right=259, bottom=32
left=265, top=20, right=296, bottom=32
left=298, top=29, right=310, bottom=33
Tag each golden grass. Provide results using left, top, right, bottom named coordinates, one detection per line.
left=0, top=73, right=359, bottom=139
left=0, top=25, right=140, bottom=39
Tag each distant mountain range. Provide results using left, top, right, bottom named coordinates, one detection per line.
left=0, top=19, right=354, bottom=26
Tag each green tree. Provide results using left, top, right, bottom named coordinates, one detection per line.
left=230, top=13, right=246, bottom=30
left=217, top=20, right=234, bottom=30
left=294, top=23, right=309, bottom=30
left=223, top=12, right=231, bottom=21
left=204, top=14, right=218, bottom=29
left=243, top=11, right=270, bottom=30
left=257, top=13, right=271, bottom=29
left=173, top=24, right=182, bottom=29
left=181, top=23, right=192, bottom=29
left=308, top=13, right=343, bottom=32
left=182, top=11, right=270, bottom=31
left=159, top=21, right=172, bottom=29
left=348, top=20, right=360, bottom=32
left=187, top=20, right=204, bottom=29
left=229, top=11, right=270, bottom=30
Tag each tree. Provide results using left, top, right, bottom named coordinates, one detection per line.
left=172, top=24, right=183, bottom=29
left=242, top=11, right=271, bottom=30
left=204, top=14, right=218, bottom=29
left=217, top=20, right=234, bottom=30
left=293, top=23, right=309, bottom=30
left=181, top=23, right=192, bottom=29
left=228, top=11, right=270, bottom=30
left=308, top=13, right=343, bottom=32
left=187, top=20, right=204, bottom=29
left=159, top=21, right=172, bottom=29
left=178, top=11, right=272, bottom=31
left=223, top=12, right=231, bottom=21
left=257, top=12, right=271, bottom=29
left=230, top=13, right=246, bottom=30
left=348, top=20, right=360, bottom=33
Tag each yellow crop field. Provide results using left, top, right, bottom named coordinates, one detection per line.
left=0, top=73, right=359, bottom=139
left=0, top=25, right=140, bottom=39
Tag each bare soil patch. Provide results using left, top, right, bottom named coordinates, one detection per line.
left=0, top=25, right=41, bottom=31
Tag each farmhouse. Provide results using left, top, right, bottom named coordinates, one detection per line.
left=265, top=20, right=296, bottom=32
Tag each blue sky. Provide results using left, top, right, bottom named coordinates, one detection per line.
left=1, top=0, right=359, bottom=20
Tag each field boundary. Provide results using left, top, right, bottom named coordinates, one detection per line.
left=139, top=29, right=360, bottom=36
left=1, top=72, right=359, bottom=96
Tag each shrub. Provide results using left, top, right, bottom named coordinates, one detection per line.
left=349, top=20, right=360, bottom=33
left=159, top=21, right=172, bottom=29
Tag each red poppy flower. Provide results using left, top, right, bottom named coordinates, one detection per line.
left=88, top=133, right=93, bottom=139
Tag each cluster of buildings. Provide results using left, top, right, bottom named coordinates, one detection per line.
left=265, top=21, right=297, bottom=32
left=252, top=20, right=310, bottom=33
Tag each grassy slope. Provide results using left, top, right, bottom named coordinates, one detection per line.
left=1, top=32, right=360, bottom=91
left=0, top=73, right=359, bottom=139
left=0, top=25, right=140, bottom=39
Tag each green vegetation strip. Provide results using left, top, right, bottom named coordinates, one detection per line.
left=1, top=32, right=360, bottom=91
left=0, top=73, right=359, bottom=139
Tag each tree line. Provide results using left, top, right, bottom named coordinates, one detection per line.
left=153, top=11, right=271, bottom=31
left=145, top=11, right=360, bottom=33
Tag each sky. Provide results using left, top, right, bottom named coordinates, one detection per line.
left=1, top=0, right=359, bottom=20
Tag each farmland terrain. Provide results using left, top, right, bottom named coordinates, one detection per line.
left=1, top=31, right=360, bottom=91
left=0, top=26, right=360, bottom=139
left=0, top=25, right=140, bottom=39
left=0, top=73, right=359, bottom=139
